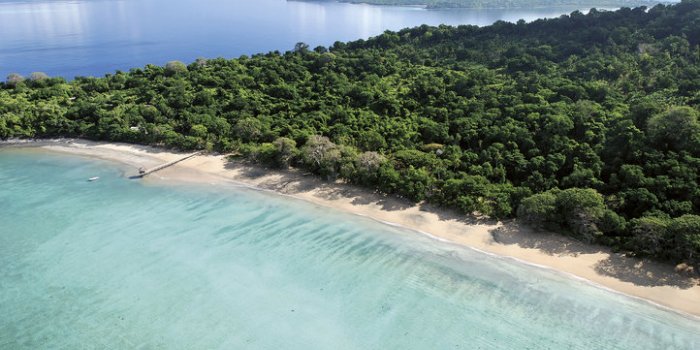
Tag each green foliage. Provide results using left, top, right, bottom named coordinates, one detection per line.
left=626, top=216, right=670, bottom=258
left=6, top=73, right=24, bottom=86
left=517, top=191, right=558, bottom=225
left=646, top=106, right=700, bottom=153
left=29, top=72, right=48, bottom=81
left=301, top=135, right=342, bottom=178
left=165, top=61, right=188, bottom=75
left=599, top=210, right=627, bottom=235
left=667, top=215, right=700, bottom=263
left=625, top=214, right=700, bottom=265
left=555, top=188, right=606, bottom=241
left=556, top=188, right=605, bottom=220
left=519, top=187, right=608, bottom=241
left=4, top=1, right=700, bottom=266
left=234, top=117, right=265, bottom=143
left=354, top=151, right=387, bottom=185
left=272, top=137, right=298, bottom=169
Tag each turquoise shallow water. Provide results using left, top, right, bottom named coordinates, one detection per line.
left=1, top=149, right=699, bottom=349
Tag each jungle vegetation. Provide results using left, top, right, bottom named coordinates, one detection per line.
left=2, top=1, right=700, bottom=267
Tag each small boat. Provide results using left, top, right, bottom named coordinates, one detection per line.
left=88, top=177, right=100, bottom=182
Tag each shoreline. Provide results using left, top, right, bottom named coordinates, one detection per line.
left=308, top=0, right=643, bottom=11
left=2, top=138, right=699, bottom=318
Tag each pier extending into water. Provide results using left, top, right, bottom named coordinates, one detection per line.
left=132, top=152, right=200, bottom=178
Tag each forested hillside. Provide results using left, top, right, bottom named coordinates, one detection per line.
left=309, top=0, right=665, bottom=10
left=2, top=1, right=700, bottom=267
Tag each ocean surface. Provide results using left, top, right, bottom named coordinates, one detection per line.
left=1, top=149, right=699, bottom=349
left=0, top=0, right=608, bottom=78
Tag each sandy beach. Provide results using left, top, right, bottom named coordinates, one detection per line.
left=3, top=138, right=700, bottom=318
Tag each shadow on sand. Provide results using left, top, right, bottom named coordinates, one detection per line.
left=491, top=224, right=603, bottom=256
left=492, top=224, right=698, bottom=289
left=594, top=254, right=698, bottom=289
left=226, top=161, right=494, bottom=225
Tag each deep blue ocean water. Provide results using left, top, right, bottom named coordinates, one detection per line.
left=1, top=149, right=699, bottom=349
left=0, top=0, right=605, bottom=78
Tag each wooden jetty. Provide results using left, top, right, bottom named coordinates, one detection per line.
left=132, top=152, right=201, bottom=179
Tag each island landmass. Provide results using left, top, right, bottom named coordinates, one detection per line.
left=2, top=2, right=700, bottom=278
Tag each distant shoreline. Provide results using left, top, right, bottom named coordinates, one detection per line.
left=2, top=138, right=699, bottom=318
left=292, top=0, right=666, bottom=10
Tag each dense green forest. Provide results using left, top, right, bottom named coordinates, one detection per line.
left=299, top=0, right=666, bottom=9
left=2, top=1, right=700, bottom=268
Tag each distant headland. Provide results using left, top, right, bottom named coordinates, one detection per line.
left=295, top=0, right=672, bottom=9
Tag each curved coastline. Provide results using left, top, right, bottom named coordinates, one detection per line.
left=2, top=138, right=699, bottom=319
